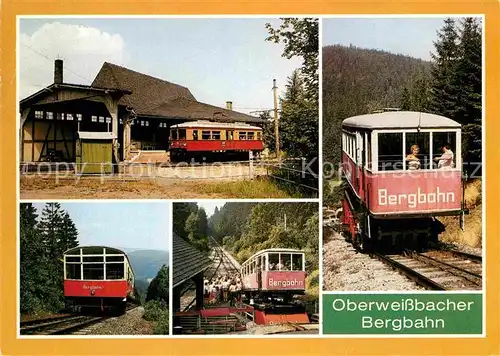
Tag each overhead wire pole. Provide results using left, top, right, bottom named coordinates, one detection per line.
left=273, top=79, right=280, bottom=160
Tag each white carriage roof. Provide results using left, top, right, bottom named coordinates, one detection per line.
left=64, top=245, right=126, bottom=256
left=342, top=111, right=461, bottom=129
left=170, top=120, right=262, bottom=130
left=243, top=248, right=304, bottom=265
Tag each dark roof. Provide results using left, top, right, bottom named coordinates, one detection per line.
left=173, top=232, right=212, bottom=288
left=92, top=62, right=263, bottom=123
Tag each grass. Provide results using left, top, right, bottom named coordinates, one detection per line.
left=195, top=178, right=298, bottom=198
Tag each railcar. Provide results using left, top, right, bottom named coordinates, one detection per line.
left=240, top=249, right=309, bottom=325
left=340, top=110, right=468, bottom=251
left=63, top=246, right=135, bottom=314
left=169, top=120, right=264, bottom=161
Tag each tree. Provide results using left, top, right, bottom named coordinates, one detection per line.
left=266, top=18, right=319, bottom=101
left=172, top=203, right=197, bottom=236
left=146, top=265, right=169, bottom=303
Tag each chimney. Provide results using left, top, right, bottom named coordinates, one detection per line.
left=226, top=101, right=233, bottom=111
left=54, top=59, right=63, bottom=84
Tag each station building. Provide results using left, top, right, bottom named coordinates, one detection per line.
left=19, top=60, right=263, bottom=165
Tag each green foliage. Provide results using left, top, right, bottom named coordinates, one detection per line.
left=143, top=300, right=169, bottom=335
left=266, top=18, right=319, bottom=161
left=173, top=203, right=209, bottom=251
left=209, top=203, right=319, bottom=273
left=20, top=203, right=79, bottom=314
left=146, top=265, right=169, bottom=303
left=172, top=203, right=198, bottom=237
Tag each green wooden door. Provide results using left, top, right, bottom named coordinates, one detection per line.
left=81, top=140, right=112, bottom=174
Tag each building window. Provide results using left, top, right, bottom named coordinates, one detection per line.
left=35, top=111, right=44, bottom=119
left=106, top=117, right=111, bottom=124
left=99, top=116, right=105, bottom=123
left=76, top=113, right=83, bottom=121
left=46, top=112, right=54, bottom=120
left=91, top=115, right=97, bottom=122
left=145, top=121, right=149, bottom=127
left=119, top=119, right=123, bottom=124
left=66, top=113, right=74, bottom=121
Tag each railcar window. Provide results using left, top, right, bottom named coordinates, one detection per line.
left=268, top=253, right=279, bottom=270
left=281, top=254, right=291, bottom=271
left=239, top=132, right=247, bottom=140
left=106, top=256, right=125, bottom=262
left=179, top=129, right=187, bottom=140
left=83, top=256, right=104, bottom=263
left=432, top=132, right=457, bottom=169
left=212, top=131, right=221, bottom=140
left=262, top=254, right=267, bottom=270
left=227, top=130, right=234, bottom=140
left=106, top=263, right=125, bottom=280
left=193, top=130, right=199, bottom=140
left=405, top=132, right=430, bottom=170
left=83, top=264, right=104, bottom=280
left=257, top=132, right=262, bottom=140
left=248, top=132, right=255, bottom=140
left=378, top=133, right=403, bottom=171
left=66, top=263, right=81, bottom=279
left=366, top=134, right=372, bottom=170
left=66, top=256, right=80, bottom=263
left=292, top=254, right=303, bottom=271
left=171, top=130, right=178, bottom=140
left=202, top=131, right=211, bottom=140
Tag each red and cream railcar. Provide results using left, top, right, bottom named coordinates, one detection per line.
left=63, top=246, right=135, bottom=313
left=169, top=120, right=264, bottom=160
left=340, top=111, right=467, bottom=250
left=240, top=249, right=308, bottom=325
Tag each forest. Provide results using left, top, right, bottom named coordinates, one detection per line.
left=323, top=17, right=482, bottom=206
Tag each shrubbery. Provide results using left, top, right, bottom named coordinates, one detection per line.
left=143, top=300, right=169, bottom=335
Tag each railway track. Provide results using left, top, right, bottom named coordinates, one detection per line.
left=371, top=249, right=482, bottom=291
left=20, top=304, right=139, bottom=335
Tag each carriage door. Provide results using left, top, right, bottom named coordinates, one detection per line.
left=257, top=256, right=262, bottom=290
left=356, top=132, right=364, bottom=191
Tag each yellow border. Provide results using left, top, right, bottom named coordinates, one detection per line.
left=2, top=1, right=499, bottom=355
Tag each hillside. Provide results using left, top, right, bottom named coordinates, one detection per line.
left=127, top=249, right=169, bottom=281
left=322, top=44, right=431, bottom=165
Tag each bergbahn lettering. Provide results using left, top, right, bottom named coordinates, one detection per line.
left=378, top=187, right=456, bottom=209
left=268, top=278, right=304, bottom=288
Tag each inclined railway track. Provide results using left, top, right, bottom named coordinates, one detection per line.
left=371, top=249, right=482, bottom=291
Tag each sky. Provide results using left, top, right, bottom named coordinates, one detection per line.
left=19, top=17, right=302, bottom=114
left=323, top=17, right=453, bottom=61
left=32, top=202, right=170, bottom=251
left=197, top=201, right=225, bottom=218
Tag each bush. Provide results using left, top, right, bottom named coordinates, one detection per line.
left=143, top=300, right=169, bottom=335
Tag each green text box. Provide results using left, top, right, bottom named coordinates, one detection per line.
left=323, top=293, right=482, bottom=334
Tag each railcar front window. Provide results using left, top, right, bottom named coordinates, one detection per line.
left=405, top=132, right=430, bottom=170
left=280, top=254, right=291, bottom=271
left=378, top=133, right=403, bottom=171
left=83, top=264, right=104, bottom=280
left=171, top=130, right=178, bottom=140
left=66, top=263, right=81, bottom=279
left=268, top=253, right=279, bottom=270
left=292, top=254, right=303, bottom=271
left=432, top=132, right=457, bottom=169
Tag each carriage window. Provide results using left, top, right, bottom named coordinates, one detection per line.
left=193, top=130, right=198, bottom=140
left=378, top=133, right=403, bottom=171
left=239, top=132, right=247, bottom=140
left=227, top=130, right=234, bottom=140
left=83, top=263, right=104, bottom=280
left=257, top=132, right=262, bottom=140
left=261, top=255, right=266, bottom=270
left=66, top=263, right=81, bottom=279
left=268, top=253, right=279, bottom=270
left=248, top=132, right=255, bottom=140
left=178, top=129, right=186, bottom=140
left=106, top=263, right=124, bottom=280
left=202, top=131, right=211, bottom=140
left=292, top=254, right=303, bottom=271
left=66, top=256, right=80, bottom=263
left=212, top=131, right=221, bottom=140
left=366, top=133, right=372, bottom=170
left=280, top=254, right=291, bottom=271
left=171, top=130, right=178, bottom=140
left=405, top=132, right=430, bottom=170
left=83, top=256, right=104, bottom=263
left=432, top=132, right=456, bottom=169
left=106, top=255, right=125, bottom=262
